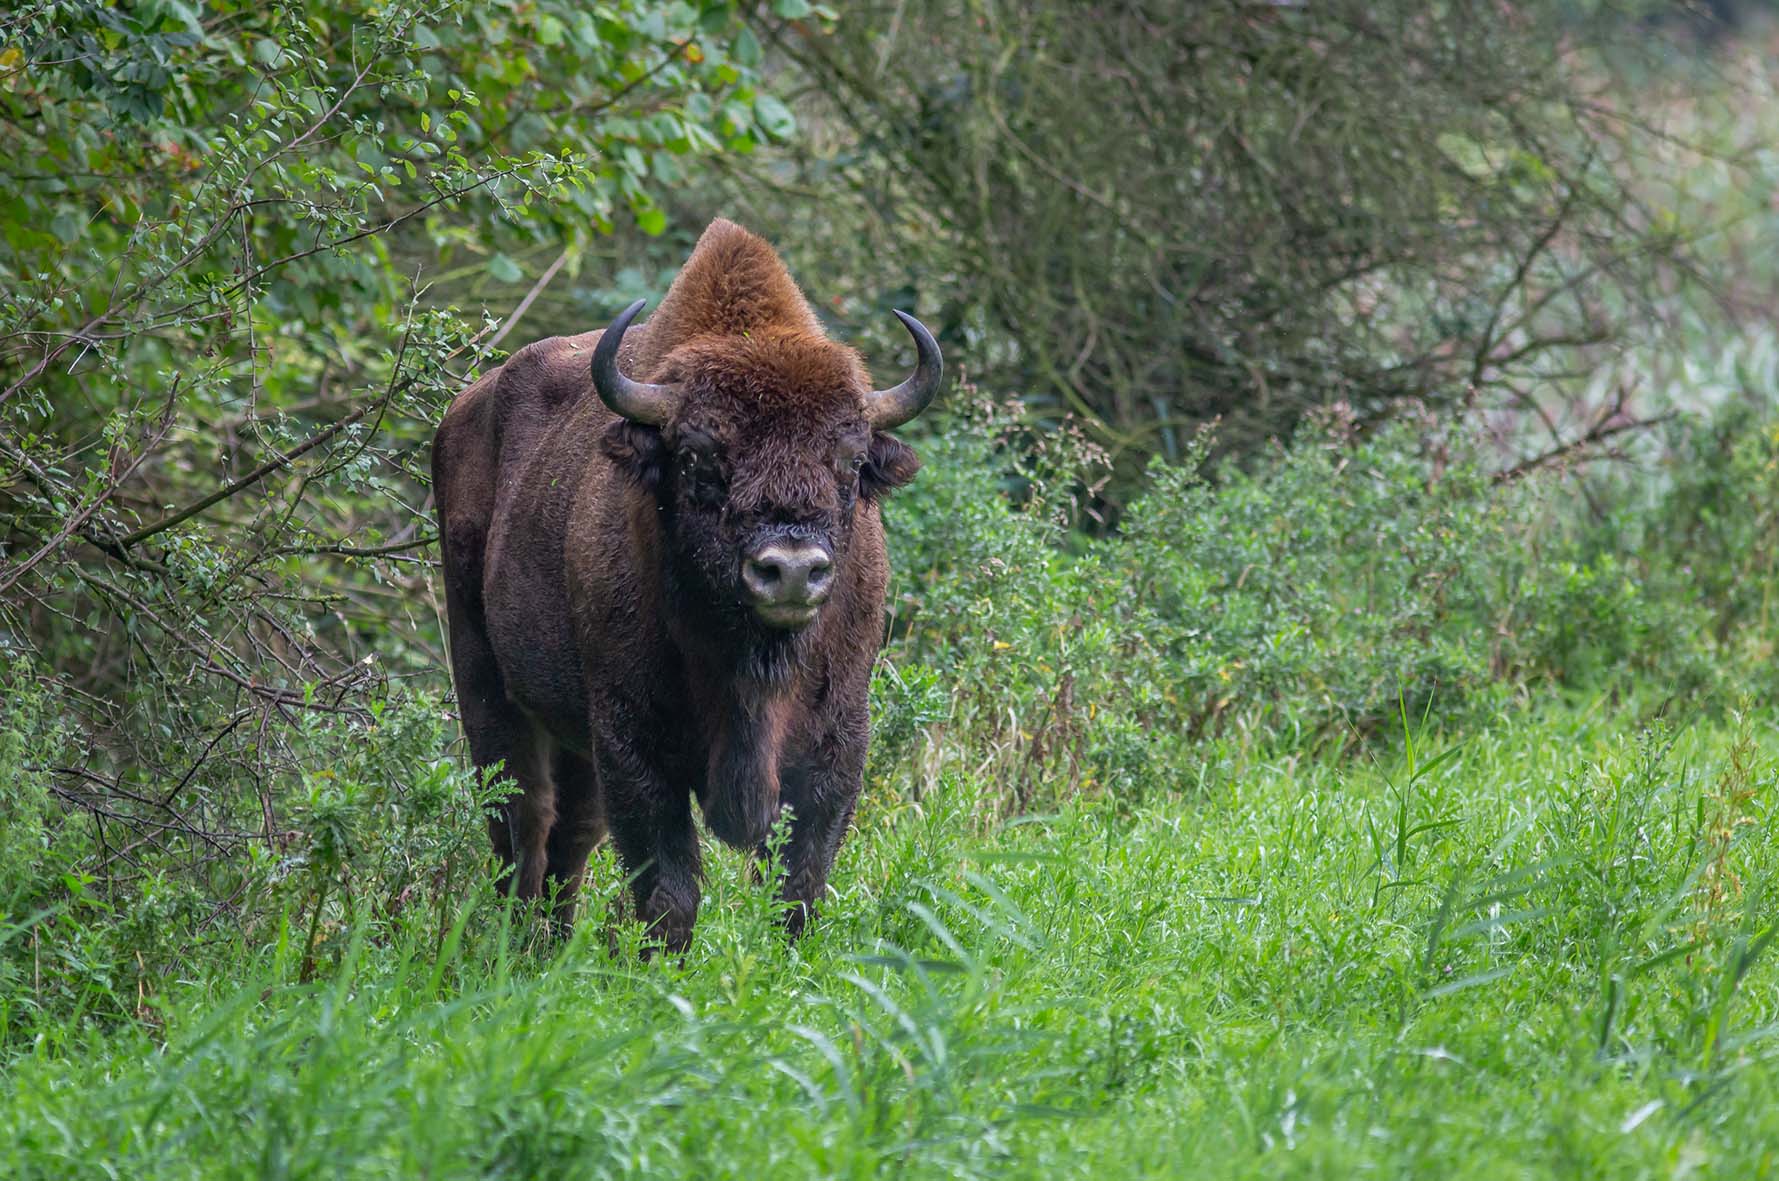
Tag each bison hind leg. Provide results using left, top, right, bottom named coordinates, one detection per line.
left=485, top=721, right=559, bottom=903
left=439, top=515, right=557, bottom=904
left=543, top=750, right=606, bottom=932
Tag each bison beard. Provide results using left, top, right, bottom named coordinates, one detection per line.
left=431, top=218, right=940, bottom=951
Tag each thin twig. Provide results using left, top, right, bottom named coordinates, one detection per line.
left=1496, top=408, right=1678, bottom=482
left=116, top=399, right=381, bottom=549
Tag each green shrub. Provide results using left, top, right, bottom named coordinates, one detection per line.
left=877, top=398, right=1778, bottom=811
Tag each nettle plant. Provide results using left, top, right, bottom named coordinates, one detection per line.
left=0, top=0, right=799, bottom=973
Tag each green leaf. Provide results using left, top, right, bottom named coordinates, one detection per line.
left=732, top=25, right=761, bottom=68
left=753, top=94, right=795, bottom=141
left=636, top=206, right=667, bottom=237
left=772, top=0, right=813, bottom=17
left=488, top=253, right=523, bottom=283
left=699, top=3, right=738, bottom=34
left=50, top=211, right=83, bottom=245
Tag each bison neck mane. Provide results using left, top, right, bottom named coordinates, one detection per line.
left=664, top=564, right=809, bottom=851
left=662, top=562, right=809, bottom=690
left=619, top=218, right=825, bottom=381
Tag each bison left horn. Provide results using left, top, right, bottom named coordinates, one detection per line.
left=592, top=298, right=683, bottom=427
left=865, top=311, right=944, bottom=430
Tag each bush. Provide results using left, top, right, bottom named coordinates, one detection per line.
left=873, top=397, right=1777, bottom=812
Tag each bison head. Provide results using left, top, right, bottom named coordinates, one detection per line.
left=593, top=300, right=940, bottom=632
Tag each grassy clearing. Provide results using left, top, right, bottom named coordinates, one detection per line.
left=4, top=694, right=1773, bottom=1179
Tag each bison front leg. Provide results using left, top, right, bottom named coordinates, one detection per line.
left=772, top=734, right=866, bottom=938
left=596, top=740, right=701, bottom=955
left=771, top=799, right=856, bottom=938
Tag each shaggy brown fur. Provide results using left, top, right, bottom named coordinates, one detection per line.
left=432, top=219, right=928, bottom=950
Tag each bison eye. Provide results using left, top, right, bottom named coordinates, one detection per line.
left=679, top=451, right=726, bottom=504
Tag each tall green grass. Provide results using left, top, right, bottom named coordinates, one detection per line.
left=2, top=697, right=1773, bottom=1178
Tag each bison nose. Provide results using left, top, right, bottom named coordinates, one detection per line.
left=742, top=543, right=834, bottom=621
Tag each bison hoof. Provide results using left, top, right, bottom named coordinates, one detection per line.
left=637, top=883, right=698, bottom=955
left=781, top=898, right=814, bottom=939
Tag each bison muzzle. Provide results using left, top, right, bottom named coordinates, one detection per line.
left=431, top=219, right=941, bottom=951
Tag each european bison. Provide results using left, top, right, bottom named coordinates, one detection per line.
left=432, top=219, right=942, bottom=950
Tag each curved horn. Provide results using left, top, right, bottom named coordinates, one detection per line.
left=865, top=310, right=944, bottom=430
left=591, top=298, right=682, bottom=426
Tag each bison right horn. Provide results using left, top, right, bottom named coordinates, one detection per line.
left=592, top=299, right=683, bottom=427
left=865, top=311, right=944, bottom=430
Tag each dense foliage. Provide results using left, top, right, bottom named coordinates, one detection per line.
left=1, top=0, right=794, bottom=688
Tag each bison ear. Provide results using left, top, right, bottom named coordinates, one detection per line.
left=861, top=431, right=920, bottom=500
left=601, top=420, right=667, bottom=490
